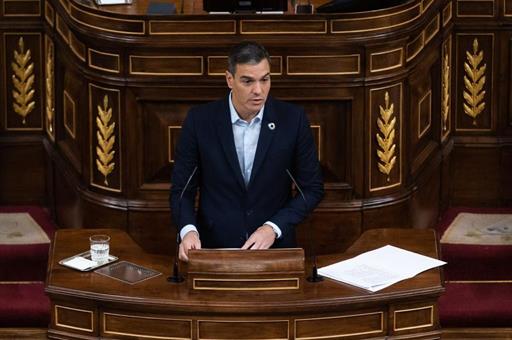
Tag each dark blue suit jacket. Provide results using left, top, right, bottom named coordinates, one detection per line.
left=170, top=96, right=323, bottom=248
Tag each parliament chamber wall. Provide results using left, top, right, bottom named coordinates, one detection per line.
left=1, top=0, right=511, bottom=256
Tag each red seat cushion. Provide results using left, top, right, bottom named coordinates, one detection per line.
left=0, top=282, right=50, bottom=327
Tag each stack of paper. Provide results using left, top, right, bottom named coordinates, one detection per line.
left=318, top=245, right=446, bottom=292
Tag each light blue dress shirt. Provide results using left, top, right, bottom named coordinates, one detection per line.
left=180, top=93, right=282, bottom=241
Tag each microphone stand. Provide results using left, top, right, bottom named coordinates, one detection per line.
left=286, top=170, right=323, bottom=283
left=168, top=166, right=197, bottom=283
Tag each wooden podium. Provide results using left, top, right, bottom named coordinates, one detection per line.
left=45, top=228, right=444, bottom=339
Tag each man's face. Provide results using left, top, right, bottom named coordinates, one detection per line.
left=226, top=59, right=271, bottom=119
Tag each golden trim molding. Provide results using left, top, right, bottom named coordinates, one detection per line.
left=45, top=1, right=55, bottom=27
left=310, top=124, right=322, bottom=161
left=331, top=2, right=422, bottom=34
left=406, top=32, right=425, bottom=62
left=69, top=3, right=145, bottom=35
left=418, top=90, right=432, bottom=138
left=149, top=20, right=236, bottom=35
left=129, top=55, right=203, bottom=76
left=168, top=125, right=181, bottom=163
left=45, top=36, right=55, bottom=141
left=443, top=1, right=453, bottom=26
left=442, top=36, right=452, bottom=140
left=3, top=0, right=40, bottom=16
left=54, top=305, right=94, bottom=333
left=197, top=319, right=289, bottom=340
left=103, top=312, right=192, bottom=340
left=192, top=277, right=300, bottom=291
left=424, top=14, right=440, bottom=45
left=370, top=48, right=403, bottom=73
left=63, top=90, right=76, bottom=138
left=88, top=49, right=120, bottom=74
left=294, top=311, right=384, bottom=340
left=456, top=0, right=495, bottom=17
left=241, top=20, right=327, bottom=34
left=287, top=54, right=360, bottom=75
left=393, top=305, right=434, bottom=331
left=56, top=14, right=70, bottom=44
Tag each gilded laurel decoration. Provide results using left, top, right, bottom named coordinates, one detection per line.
left=45, top=44, right=54, bottom=135
left=11, top=37, right=36, bottom=125
left=441, top=45, right=450, bottom=132
left=376, top=92, right=397, bottom=182
left=96, top=95, right=116, bottom=186
left=463, top=38, right=486, bottom=126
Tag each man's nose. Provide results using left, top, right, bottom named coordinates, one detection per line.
left=252, top=81, right=262, bottom=94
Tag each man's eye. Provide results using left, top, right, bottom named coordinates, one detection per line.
left=243, top=79, right=253, bottom=85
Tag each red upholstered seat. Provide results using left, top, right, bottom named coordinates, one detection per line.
left=0, top=206, right=55, bottom=327
left=437, top=207, right=512, bottom=328
left=0, top=282, right=50, bottom=327
left=439, top=282, right=512, bottom=328
left=0, top=206, right=56, bottom=281
left=438, top=207, right=512, bottom=281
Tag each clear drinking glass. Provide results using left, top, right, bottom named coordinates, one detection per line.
left=89, top=234, right=110, bottom=263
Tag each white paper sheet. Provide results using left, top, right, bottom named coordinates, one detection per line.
left=62, top=256, right=97, bottom=271
left=318, top=245, right=446, bottom=292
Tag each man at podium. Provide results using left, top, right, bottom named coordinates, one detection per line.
left=170, top=41, right=323, bottom=261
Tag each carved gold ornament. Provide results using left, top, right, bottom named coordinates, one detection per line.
left=376, top=92, right=397, bottom=182
left=463, top=38, right=486, bottom=126
left=96, top=95, right=116, bottom=185
left=11, top=37, right=36, bottom=124
left=45, top=44, right=54, bottom=135
left=441, top=45, right=450, bottom=132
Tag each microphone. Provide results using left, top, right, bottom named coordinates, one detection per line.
left=168, top=165, right=198, bottom=283
left=286, top=169, right=323, bottom=283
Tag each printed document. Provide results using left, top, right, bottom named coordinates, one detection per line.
left=318, top=245, right=446, bottom=292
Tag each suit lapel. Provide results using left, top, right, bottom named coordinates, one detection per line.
left=216, top=97, right=246, bottom=190
left=249, top=97, right=277, bottom=186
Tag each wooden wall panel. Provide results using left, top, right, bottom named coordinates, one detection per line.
left=59, top=68, right=85, bottom=175
left=450, top=145, right=500, bottom=206
left=0, top=138, right=46, bottom=203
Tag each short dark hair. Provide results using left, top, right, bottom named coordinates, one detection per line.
left=227, top=41, right=270, bottom=75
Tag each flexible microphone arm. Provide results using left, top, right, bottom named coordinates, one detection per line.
left=168, top=166, right=198, bottom=283
left=286, top=169, right=323, bottom=283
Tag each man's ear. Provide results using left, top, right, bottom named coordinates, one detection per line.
left=225, top=70, right=234, bottom=89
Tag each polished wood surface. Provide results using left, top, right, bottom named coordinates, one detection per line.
left=46, top=228, right=443, bottom=339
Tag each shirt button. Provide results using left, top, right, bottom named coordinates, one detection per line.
left=246, top=210, right=253, bottom=216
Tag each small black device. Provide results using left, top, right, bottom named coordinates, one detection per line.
left=203, top=0, right=287, bottom=13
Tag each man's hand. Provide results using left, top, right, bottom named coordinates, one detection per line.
left=179, top=231, right=201, bottom=262
left=241, top=224, right=276, bottom=250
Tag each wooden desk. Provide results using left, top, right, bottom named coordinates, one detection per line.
left=45, top=228, right=444, bottom=339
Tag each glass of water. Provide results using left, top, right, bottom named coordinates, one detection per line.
left=89, top=234, right=110, bottom=263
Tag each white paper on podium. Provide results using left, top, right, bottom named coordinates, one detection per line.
left=62, top=256, right=97, bottom=271
left=318, top=245, right=446, bottom=292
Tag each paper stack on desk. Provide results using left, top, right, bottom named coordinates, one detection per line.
left=318, top=245, right=446, bottom=292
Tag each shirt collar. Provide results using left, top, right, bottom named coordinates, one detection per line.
left=229, top=92, right=264, bottom=124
